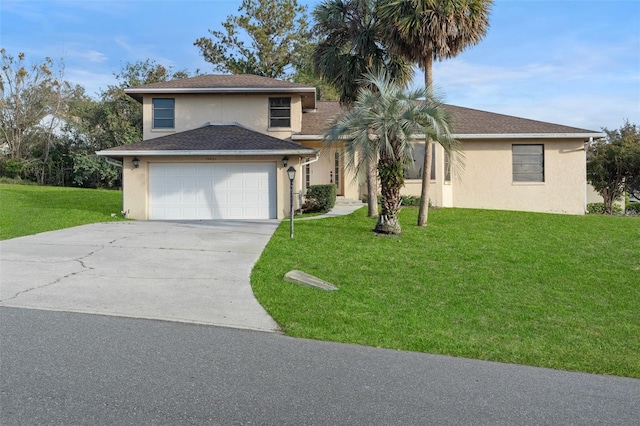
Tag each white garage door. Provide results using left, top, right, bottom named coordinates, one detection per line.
left=149, top=162, right=276, bottom=220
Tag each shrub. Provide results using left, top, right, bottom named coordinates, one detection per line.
left=303, top=184, right=336, bottom=213
left=587, top=202, right=623, bottom=215
left=626, top=202, right=640, bottom=215
left=361, top=194, right=427, bottom=207
left=0, top=158, right=25, bottom=178
left=400, top=195, right=421, bottom=207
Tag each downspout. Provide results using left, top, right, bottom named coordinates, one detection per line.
left=299, top=155, right=320, bottom=207
left=104, top=157, right=123, bottom=168
left=585, top=137, right=592, bottom=213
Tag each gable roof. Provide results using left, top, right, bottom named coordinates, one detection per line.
left=96, top=123, right=317, bottom=158
left=125, top=74, right=317, bottom=109
left=297, top=101, right=605, bottom=140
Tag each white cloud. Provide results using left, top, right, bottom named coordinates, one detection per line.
left=67, top=49, right=108, bottom=63
left=65, top=68, right=116, bottom=97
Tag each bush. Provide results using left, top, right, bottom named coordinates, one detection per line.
left=303, top=184, right=336, bottom=213
left=587, top=202, right=623, bottom=215
left=400, top=195, right=421, bottom=207
left=361, top=194, right=427, bottom=207
left=626, top=202, right=640, bottom=215
left=0, top=158, right=25, bottom=178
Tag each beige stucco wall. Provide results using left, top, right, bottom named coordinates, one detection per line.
left=296, top=141, right=359, bottom=200
left=122, top=155, right=301, bottom=220
left=141, top=94, right=303, bottom=141
left=292, top=138, right=588, bottom=215
left=451, top=138, right=587, bottom=215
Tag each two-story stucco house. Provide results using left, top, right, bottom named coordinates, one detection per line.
left=97, top=74, right=605, bottom=220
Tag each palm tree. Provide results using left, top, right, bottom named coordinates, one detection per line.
left=313, top=0, right=412, bottom=217
left=324, top=70, right=456, bottom=235
left=379, top=0, right=493, bottom=226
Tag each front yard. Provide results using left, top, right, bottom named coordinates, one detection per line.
left=2, top=183, right=638, bottom=378
left=252, top=208, right=640, bottom=378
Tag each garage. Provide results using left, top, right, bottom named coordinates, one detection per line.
left=149, top=162, right=276, bottom=220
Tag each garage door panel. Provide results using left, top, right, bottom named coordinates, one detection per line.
left=149, top=162, right=276, bottom=220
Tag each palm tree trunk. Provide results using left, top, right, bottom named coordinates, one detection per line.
left=417, top=54, right=434, bottom=227
left=366, top=156, right=379, bottom=217
left=375, top=156, right=403, bottom=235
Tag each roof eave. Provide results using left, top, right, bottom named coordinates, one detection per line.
left=125, top=87, right=317, bottom=109
left=292, top=132, right=606, bottom=141
left=96, top=148, right=318, bottom=158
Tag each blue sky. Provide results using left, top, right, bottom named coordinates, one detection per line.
left=2, top=0, right=639, bottom=131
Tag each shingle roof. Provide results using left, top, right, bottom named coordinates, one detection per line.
left=444, top=104, right=600, bottom=135
left=97, top=124, right=317, bottom=157
left=299, top=101, right=602, bottom=137
left=125, top=74, right=317, bottom=109
left=127, top=74, right=316, bottom=90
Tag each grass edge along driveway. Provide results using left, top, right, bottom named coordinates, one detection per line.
left=252, top=207, right=640, bottom=378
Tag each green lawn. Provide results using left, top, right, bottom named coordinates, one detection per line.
left=252, top=208, right=640, bottom=378
left=0, top=184, right=124, bottom=240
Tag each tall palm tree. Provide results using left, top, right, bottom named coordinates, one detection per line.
left=324, top=70, right=456, bottom=235
left=313, top=0, right=412, bottom=217
left=379, top=0, right=493, bottom=226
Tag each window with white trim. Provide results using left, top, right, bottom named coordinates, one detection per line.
left=512, top=144, right=544, bottom=182
left=269, top=97, right=291, bottom=128
left=152, top=98, right=175, bottom=129
left=444, top=151, right=451, bottom=182
left=404, top=143, right=437, bottom=180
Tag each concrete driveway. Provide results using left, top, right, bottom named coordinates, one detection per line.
left=0, top=220, right=281, bottom=332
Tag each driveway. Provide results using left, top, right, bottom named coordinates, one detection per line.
left=0, top=220, right=281, bottom=332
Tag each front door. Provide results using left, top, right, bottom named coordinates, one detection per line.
left=304, top=149, right=344, bottom=196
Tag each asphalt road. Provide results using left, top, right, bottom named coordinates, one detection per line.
left=1, top=307, right=639, bottom=425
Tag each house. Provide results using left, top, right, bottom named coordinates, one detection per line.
left=97, top=74, right=605, bottom=220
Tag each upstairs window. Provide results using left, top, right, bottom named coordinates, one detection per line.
left=153, top=98, right=175, bottom=129
left=513, top=144, right=544, bottom=182
left=269, top=97, right=291, bottom=128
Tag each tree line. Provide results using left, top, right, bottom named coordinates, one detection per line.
left=0, top=51, right=195, bottom=188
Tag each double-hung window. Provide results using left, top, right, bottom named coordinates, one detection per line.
left=512, top=144, right=544, bottom=182
left=152, top=98, right=175, bottom=129
left=269, top=97, right=291, bottom=128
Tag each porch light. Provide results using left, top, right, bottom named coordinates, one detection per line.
left=132, top=157, right=140, bottom=168
left=282, top=156, right=289, bottom=168
left=287, top=166, right=296, bottom=239
left=287, top=166, right=296, bottom=182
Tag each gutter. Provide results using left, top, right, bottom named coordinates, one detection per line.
left=125, top=87, right=316, bottom=95
left=96, top=149, right=317, bottom=157
left=125, top=87, right=317, bottom=109
left=292, top=132, right=607, bottom=141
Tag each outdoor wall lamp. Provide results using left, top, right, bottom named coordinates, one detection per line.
left=282, top=156, right=289, bottom=168
left=132, top=157, right=140, bottom=168
left=287, top=166, right=296, bottom=239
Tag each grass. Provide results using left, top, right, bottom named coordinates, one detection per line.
left=252, top=207, right=640, bottom=378
left=0, top=184, right=125, bottom=240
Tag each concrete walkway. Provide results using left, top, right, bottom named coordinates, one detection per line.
left=295, top=203, right=365, bottom=220
left=0, top=220, right=281, bottom=332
